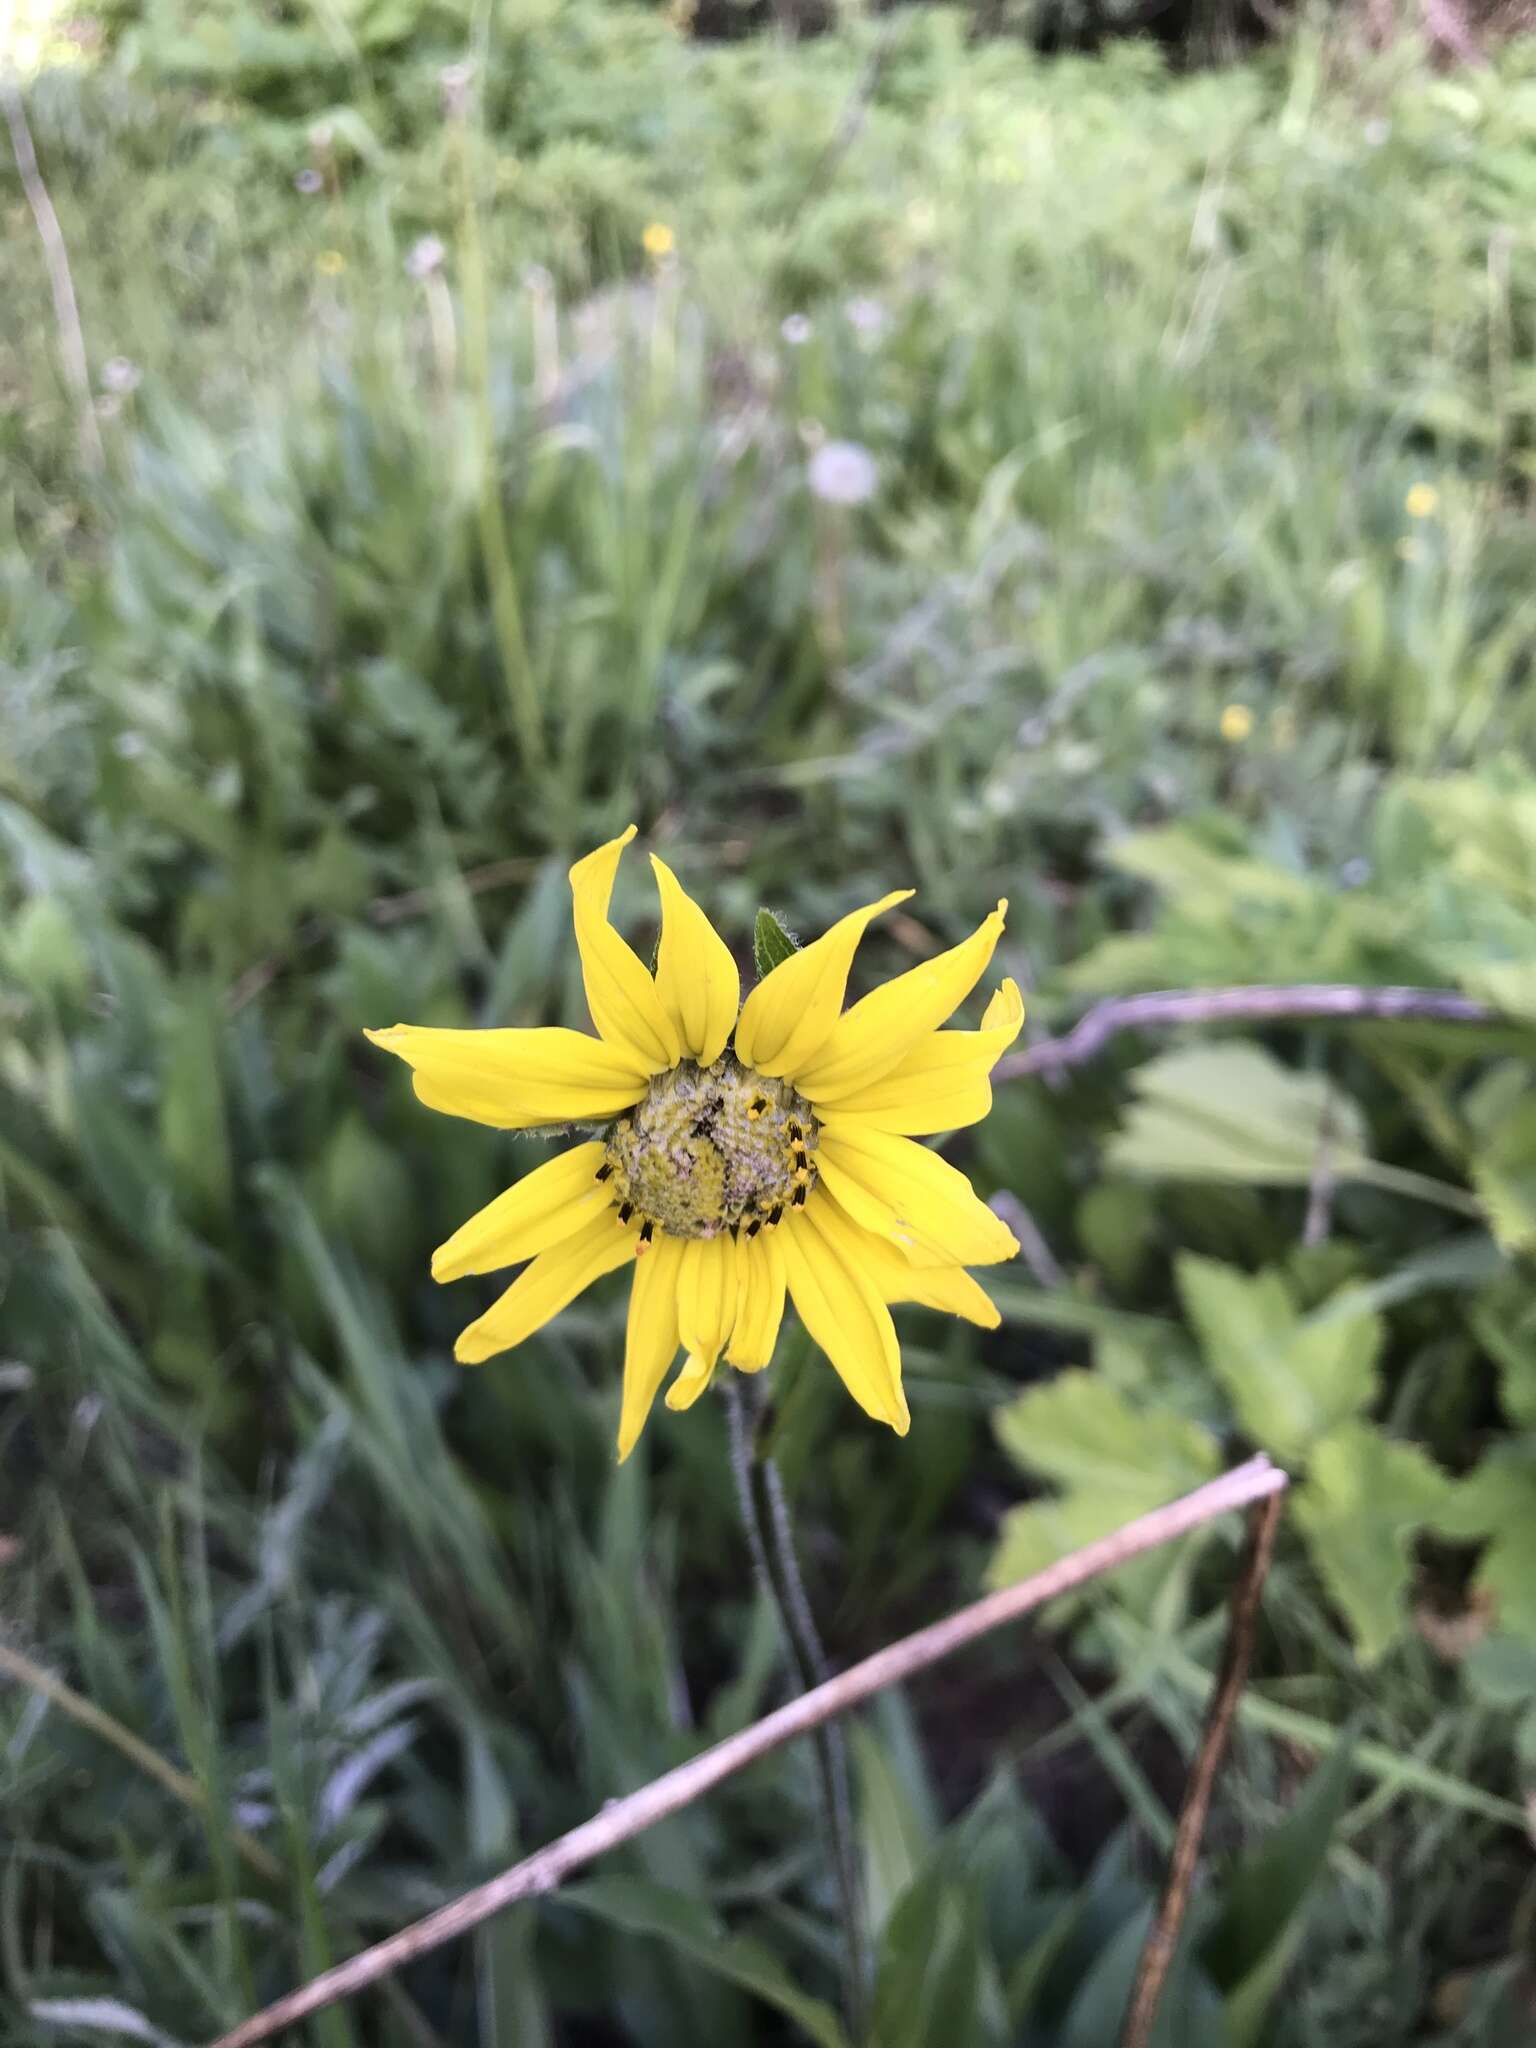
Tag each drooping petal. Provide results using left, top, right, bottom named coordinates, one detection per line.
left=454, top=1207, right=639, bottom=1365
left=675, top=1232, right=737, bottom=1371
left=432, top=1142, right=611, bottom=1281
left=733, top=890, right=912, bottom=1079
left=650, top=854, right=740, bottom=1066
left=792, top=903, right=1008, bottom=1101
left=810, top=979, right=1025, bottom=1134
left=780, top=1194, right=909, bottom=1434
left=814, top=1201, right=1001, bottom=1328
left=618, top=1231, right=685, bottom=1462
left=816, top=1119, right=1020, bottom=1268
left=666, top=1352, right=718, bottom=1411
left=569, top=829, right=681, bottom=1073
left=727, top=1227, right=786, bottom=1372
left=365, top=1023, right=649, bottom=1129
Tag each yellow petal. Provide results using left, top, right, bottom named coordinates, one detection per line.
left=793, top=903, right=1008, bottom=1100
left=811, top=979, right=1025, bottom=1134
left=727, top=1227, right=786, bottom=1372
left=814, top=1204, right=1000, bottom=1328
left=569, top=829, right=681, bottom=1073
left=780, top=1195, right=909, bottom=1433
left=650, top=855, right=740, bottom=1066
left=454, top=1207, right=638, bottom=1365
left=816, top=1120, right=1019, bottom=1268
left=665, top=1351, right=718, bottom=1411
left=733, top=890, right=912, bottom=1078
left=432, top=1142, right=612, bottom=1281
left=618, top=1231, right=684, bottom=1461
left=675, top=1232, right=737, bottom=1370
left=365, top=1023, right=648, bottom=1130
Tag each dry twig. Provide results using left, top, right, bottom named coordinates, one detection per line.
left=210, top=1456, right=1287, bottom=2046
left=996, top=983, right=1497, bottom=1084
left=1119, top=1489, right=1285, bottom=2048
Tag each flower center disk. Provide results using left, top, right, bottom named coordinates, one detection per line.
left=604, top=1058, right=818, bottom=1240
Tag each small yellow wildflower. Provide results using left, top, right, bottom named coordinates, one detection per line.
left=367, top=830, right=1023, bottom=1459
left=1219, top=704, right=1254, bottom=744
left=641, top=221, right=676, bottom=259
left=1405, top=483, right=1439, bottom=520
left=316, top=249, right=347, bottom=277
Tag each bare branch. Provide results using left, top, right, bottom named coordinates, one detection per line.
left=996, top=984, right=1497, bottom=1084
left=210, top=1456, right=1288, bottom=2046
left=1119, top=1489, right=1285, bottom=2048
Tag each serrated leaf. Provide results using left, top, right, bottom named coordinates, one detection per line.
left=1177, top=1255, right=1381, bottom=1465
left=753, top=907, right=800, bottom=979
left=988, top=1371, right=1219, bottom=1597
left=560, top=1876, right=850, bottom=2048
left=1439, top=1440, right=1536, bottom=1641
left=1292, top=1424, right=1455, bottom=1662
left=1465, top=1064, right=1536, bottom=1252
left=1107, top=1044, right=1371, bottom=1188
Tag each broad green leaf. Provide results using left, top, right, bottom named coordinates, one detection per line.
left=1292, top=1424, right=1455, bottom=1662
left=1462, top=1634, right=1536, bottom=1706
left=1440, top=1440, right=1536, bottom=1641
left=1107, top=1044, right=1371, bottom=1188
left=1177, top=1255, right=1381, bottom=1465
left=1059, top=1903, right=1227, bottom=2048
left=1465, top=1063, right=1536, bottom=1252
left=988, top=1371, right=1219, bottom=1597
left=853, top=1709, right=937, bottom=1943
left=560, top=1877, right=850, bottom=2048
left=871, top=1865, right=988, bottom=2048
left=754, top=908, right=800, bottom=979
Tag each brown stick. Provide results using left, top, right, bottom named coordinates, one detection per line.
left=995, top=984, right=1496, bottom=1084
left=1118, top=1489, right=1285, bottom=2048
left=209, top=1456, right=1288, bottom=2047
left=3, top=78, right=105, bottom=475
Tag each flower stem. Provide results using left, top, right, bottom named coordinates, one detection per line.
left=724, top=1379, right=868, bottom=2041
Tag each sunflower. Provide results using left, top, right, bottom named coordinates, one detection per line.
left=366, top=829, right=1022, bottom=1459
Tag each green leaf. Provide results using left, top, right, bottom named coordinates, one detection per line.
left=988, top=1371, right=1219, bottom=1600
left=1465, top=1063, right=1536, bottom=1252
left=560, top=1877, right=850, bottom=2048
left=1177, top=1256, right=1382, bottom=1465
left=754, top=907, right=800, bottom=979
left=853, top=1717, right=937, bottom=1943
left=1107, top=1044, right=1371, bottom=1188
left=1462, top=1634, right=1536, bottom=1707
left=1059, top=1903, right=1227, bottom=2048
left=1292, top=1423, right=1455, bottom=1662
left=1440, top=1440, right=1536, bottom=1641
left=1202, top=1730, right=1355, bottom=2026
left=870, top=1864, right=988, bottom=2048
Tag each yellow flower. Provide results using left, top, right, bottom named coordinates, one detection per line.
left=641, top=221, right=675, bottom=259
left=367, top=829, right=1023, bottom=1459
left=1219, top=703, right=1254, bottom=743
left=1405, top=482, right=1439, bottom=520
left=316, top=249, right=347, bottom=277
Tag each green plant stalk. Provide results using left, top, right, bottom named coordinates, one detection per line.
left=452, top=114, right=546, bottom=771
left=0, top=1640, right=283, bottom=1882
left=724, top=1381, right=868, bottom=2041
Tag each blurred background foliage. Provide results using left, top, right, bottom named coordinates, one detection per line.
left=6, top=0, right=1536, bottom=2038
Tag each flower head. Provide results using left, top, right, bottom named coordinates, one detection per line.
left=642, top=221, right=676, bottom=259
left=780, top=313, right=813, bottom=346
left=367, top=831, right=1023, bottom=1459
left=1405, top=482, right=1439, bottom=520
left=1219, top=703, right=1254, bottom=744
left=316, top=248, right=347, bottom=277
left=808, top=439, right=879, bottom=507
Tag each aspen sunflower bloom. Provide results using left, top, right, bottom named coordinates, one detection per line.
left=366, top=829, right=1023, bottom=1459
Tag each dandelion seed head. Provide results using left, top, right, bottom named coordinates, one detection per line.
left=407, top=234, right=446, bottom=279
left=780, top=313, right=813, bottom=346
left=808, top=438, right=879, bottom=507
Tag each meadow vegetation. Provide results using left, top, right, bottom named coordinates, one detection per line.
left=5, top=2, right=1536, bottom=2039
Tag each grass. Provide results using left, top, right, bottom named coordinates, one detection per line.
left=6, top=4, right=1536, bottom=2040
